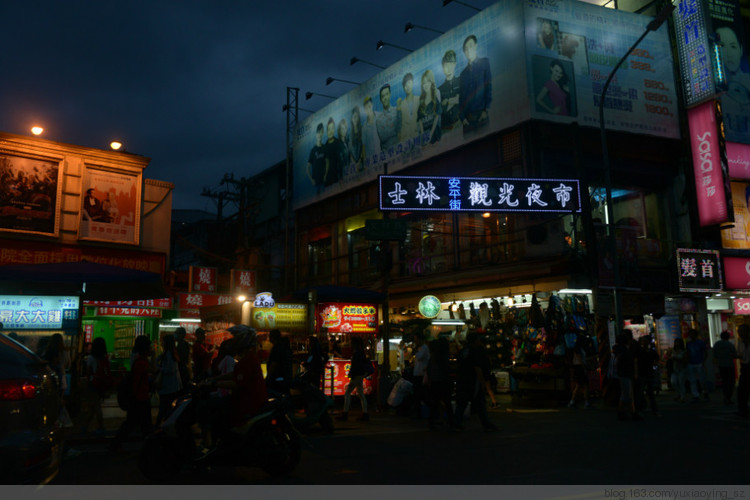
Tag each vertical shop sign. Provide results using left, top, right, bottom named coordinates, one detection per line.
left=189, top=266, right=218, bottom=292
left=688, top=101, right=730, bottom=226
left=676, top=248, right=722, bottom=292
left=673, top=0, right=715, bottom=106
left=230, top=269, right=256, bottom=295
left=722, top=255, right=750, bottom=289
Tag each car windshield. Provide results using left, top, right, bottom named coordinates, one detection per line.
left=0, top=334, right=42, bottom=365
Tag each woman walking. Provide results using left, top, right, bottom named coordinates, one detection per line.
left=155, top=334, right=182, bottom=426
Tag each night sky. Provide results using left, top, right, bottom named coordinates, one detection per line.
left=1, top=0, right=604, bottom=211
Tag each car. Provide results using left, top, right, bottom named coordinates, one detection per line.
left=0, top=333, right=65, bottom=485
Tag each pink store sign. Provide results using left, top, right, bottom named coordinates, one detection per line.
left=723, top=256, right=750, bottom=290
left=726, top=142, right=750, bottom=180
left=688, top=102, right=729, bottom=226
left=734, top=298, right=750, bottom=315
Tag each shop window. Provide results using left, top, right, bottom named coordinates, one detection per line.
left=347, top=228, right=380, bottom=285
left=401, top=214, right=452, bottom=276
left=308, top=237, right=332, bottom=282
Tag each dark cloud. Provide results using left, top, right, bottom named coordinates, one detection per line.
left=0, top=0, right=499, bottom=210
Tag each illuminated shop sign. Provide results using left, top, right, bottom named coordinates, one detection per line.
left=676, top=248, right=722, bottom=292
left=317, top=303, right=378, bottom=334
left=84, top=298, right=173, bottom=308
left=0, top=295, right=79, bottom=330
left=379, top=175, right=581, bottom=213
left=189, top=266, right=218, bottom=293
left=95, top=307, right=162, bottom=318
left=673, top=0, right=716, bottom=106
left=722, top=255, right=750, bottom=290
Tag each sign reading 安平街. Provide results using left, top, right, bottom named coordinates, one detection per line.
left=0, top=296, right=80, bottom=330
left=676, top=248, right=722, bottom=292
left=379, top=175, right=581, bottom=213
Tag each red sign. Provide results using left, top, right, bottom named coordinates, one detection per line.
left=723, top=256, right=750, bottom=290
left=322, top=359, right=377, bottom=396
left=316, top=303, right=378, bottom=334
left=84, top=324, right=94, bottom=343
left=96, top=307, right=162, bottom=318
left=0, top=239, right=166, bottom=275
left=177, top=293, right=234, bottom=309
left=84, top=298, right=173, bottom=308
left=189, top=266, right=218, bottom=292
left=230, top=269, right=256, bottom=294
left=734, top=298, right=750, bottom=315
left=688, top=101, right=729, bottom=226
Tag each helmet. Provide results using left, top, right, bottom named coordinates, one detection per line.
left=233, top=328, right=258, bottom=351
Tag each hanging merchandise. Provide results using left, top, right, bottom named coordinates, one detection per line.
left=490, top=298, right=501, bottom=320
left=469, top=302, right=477, bottom=320
left=458, top=303, right=466, bottom=320
left=529, top=294, right=545, bottom=328
left=478, top=302, right=490, bottom=330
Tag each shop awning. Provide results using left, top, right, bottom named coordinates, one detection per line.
left=291, top=285, right=386, bottom=303
left=0, top=261, right=169, bottom=300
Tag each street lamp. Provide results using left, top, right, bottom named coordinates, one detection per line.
left=404, top=22, right=445, bottom=35
left=305, top=91, right=336, bottom=101
left=350, top=57, right=386, bottom=70
left=30, top=126, right=44, bottom=136
left=109, top=141, right=122, bottom=151
left=598, top=3, right=674, bottom=334
left=326, top=76, right=360, bottom=86
left=442, top=0, right=481, bottom=12
left=376, top=40, right=413, bottom=53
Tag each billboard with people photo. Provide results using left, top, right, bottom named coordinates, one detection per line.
left=0, top=153, right=62, bottom=236
left=78, top=166, right=141, bottom=245
left=292, top=0, right=680, bottom=210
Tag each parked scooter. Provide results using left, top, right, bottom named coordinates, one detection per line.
left=138, top=384, right=301, bottom=482
left=288, top=371, right=334, bottom=433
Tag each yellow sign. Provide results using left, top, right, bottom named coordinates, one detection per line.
left=251, top=303, right=307, bottom=332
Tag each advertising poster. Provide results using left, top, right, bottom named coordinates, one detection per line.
left=317, top=303, right=378, bottom=334
left=79, top=166, right=141, bottom=245
left=721, top=181, right=750, bottom=248
left=0, top=153, right=62, bottom=236
left=526, top=0, right=679, bottom=136
left=323, top=359, right=377, bottom=397
left=251, top=303, right=307, bottom=333
left=0, top=295, right=79, bottom=330
left=292, top=1, right=528, bottom=209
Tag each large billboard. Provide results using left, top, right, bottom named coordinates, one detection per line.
left=78, top=165, right=141, bottom=245
left=292, top=0, right=679, bottom=210
left=525, top=0, right=679, bottom=136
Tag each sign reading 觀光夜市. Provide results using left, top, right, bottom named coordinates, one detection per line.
left=379, top=175, right=581, bottom=213
left=292, top=0, right=679, bottom=210
left=0, top=296, right=80, bottom=330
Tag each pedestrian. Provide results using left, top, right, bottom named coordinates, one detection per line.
left=109, top=335, right=154, bottom=453
left=686, top=329, right=709, bottom=401
left=302, top=335, right=326, bottom=389
left=80, top=337, right=111, bottom=435
left=425, top=336, right=456, bottom=430
left=613, top=330, right=639, bottom=421
left=44, top=333, right=82, bottom=458
left=192, top=328, right=214, bottom=382
left=634, top=335, right=660, bottom=417
left=713, top=331, right=738, bottom=405
left=337, top=336, right=371, bottom=422
left=266, top=329, right=293, bottom=395
left=453, top=331, right=497, bottom=431
left=411, top=331, right=431, bottom=418
left=736, top=324, right=750, bottom=419
left=568, top=334, right=591, bottom=409
left=670, top=338, right=688, bottom=403
left=174, top=327, right=192, bottom=390
left=155, top=334, right=182, bottom=426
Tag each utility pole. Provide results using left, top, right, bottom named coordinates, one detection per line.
left=285, top=87, right=299, bottom=296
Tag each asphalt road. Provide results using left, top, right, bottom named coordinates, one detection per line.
left=48, top=391, right=749, bottom=487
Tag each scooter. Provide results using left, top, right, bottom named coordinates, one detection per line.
left=138, top=385, right=301, bottom=483
left=288, top=372, right=334, bottom=433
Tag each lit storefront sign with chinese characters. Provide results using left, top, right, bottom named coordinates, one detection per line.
left=722, top=255, right=750, bottom=290
left=676, top=248, right=722, bottom=292
left=673, top=0, right=716, bottom=107
left=379, top=175, right=581, bottom=213
left=189, top=266, right=218, bottom=292
left=0, top=295, right=79, bottom=330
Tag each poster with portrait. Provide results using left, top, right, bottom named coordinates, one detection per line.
left=0, top=152, right=62, bottom=236
left=78, top=166, right=141, bottom=245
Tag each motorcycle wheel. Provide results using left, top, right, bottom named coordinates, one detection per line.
left=260, top=422, right=301, bottom=477
left=138, top=435, right=182, bottom=483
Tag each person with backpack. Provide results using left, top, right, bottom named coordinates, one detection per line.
left=337, top=336, right=373, bottom=422
left=453, top=331, right=497, bottom=432
left=81, top=337, right=112, bottom=435
left=109, top=335, right=154, bottom=453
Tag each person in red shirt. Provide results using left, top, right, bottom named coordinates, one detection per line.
left=192, top=328, right=214, bottom=381
left=200, top=328, right=268, bottom=447
left=109, top=335, right=154, bottom=453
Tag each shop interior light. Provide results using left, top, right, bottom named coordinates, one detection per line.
left=450, top=301, right=459, bottom=312
left=237, top=295, right=247, bottom=302
left=432, top=319, right=466, bottom=326
left=506, top=297, right=514, bottom=307
left=558, top=288, right=593, bottom=294
left=169, top=318, right=201, bottom=323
